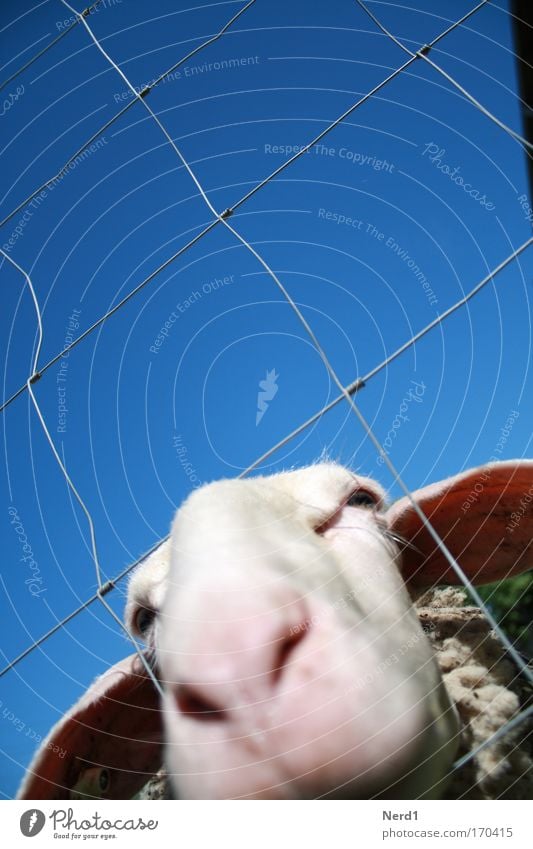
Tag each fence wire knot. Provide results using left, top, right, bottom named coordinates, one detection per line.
left=98, top=580, right=116, bottom=597
left=347, top=377, right=366, bottom=395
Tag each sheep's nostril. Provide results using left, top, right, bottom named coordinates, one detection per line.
left=272, top=625, right=308, bottom=685
left=174, top=684, right=227, bottom=722
left=169, top=615, right=310, bottom=721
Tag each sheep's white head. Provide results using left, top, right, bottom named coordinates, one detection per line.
left=19, top=460, right=533, bottom=799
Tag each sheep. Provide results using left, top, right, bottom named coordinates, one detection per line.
left=17, top=459, right=533, bottom=800
left=135, top=586, right=533, bottom=801
left=134, top=586, right=533, bottom=800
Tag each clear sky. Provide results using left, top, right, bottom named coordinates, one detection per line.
left=1, top=0, right=532, bottom=798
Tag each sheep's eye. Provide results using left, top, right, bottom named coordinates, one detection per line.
left=70, top=767, right=110, bottom=800
left=99, top=769, right=110, bottom=792
left=347, top=490, right=378, bottom=508
left=135, top=607, right=156, bottom=635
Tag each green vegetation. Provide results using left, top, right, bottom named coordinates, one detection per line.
left=476, top=571, right=533, bottom=657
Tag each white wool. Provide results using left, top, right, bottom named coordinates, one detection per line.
left=417, top=590, right=532, bottom=799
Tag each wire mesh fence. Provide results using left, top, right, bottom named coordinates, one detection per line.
left=1, top=0, right=532, bottom=798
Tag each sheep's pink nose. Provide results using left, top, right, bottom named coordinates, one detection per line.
left=169, top=605, right=310, bottom=723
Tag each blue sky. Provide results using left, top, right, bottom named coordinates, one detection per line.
left=1, top=0, right=532, bottom=798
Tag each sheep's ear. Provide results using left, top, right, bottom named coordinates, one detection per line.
left=386, top=460, right=533, bottom=587
left=17, top=654, right=163, bottom=800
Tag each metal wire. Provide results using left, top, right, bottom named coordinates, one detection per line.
left=27, top=380, right=104, bottom=589
left=55, top=0, right=533, bottom=689
left=0, top=250, right=43, bottom=370
left=2, top=0, right=529, bottom=415
left=0, top=536, right=166, bottom=680
left=1, top=0, right=532, bottom=781
left=1, top=226, right=527, bottom=678
left=453, top=701, right=533, bottom=772
left=0, top=252, right=103, bottom=590
left=4, top=42, right=530, bottom=417
left=0, top=55, right=452, bottom=411
left=0, top=0, right=258, bottom=230
left=0, top=218, right=220, bottom=413
left=0, top=0, right=105, bottom=94
left=1, top=251, right=162, bottom=695
left=0, top=98, right=140, bottom=232
left=2, top=0, right=530, bottom=663
left=354, top=0, right=533, bottom=153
